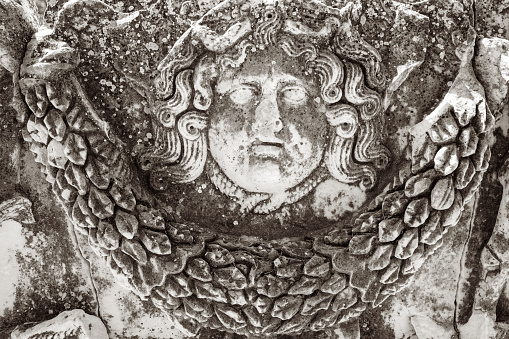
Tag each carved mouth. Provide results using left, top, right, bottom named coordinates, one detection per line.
left=250, top=140, right=284, bottom=158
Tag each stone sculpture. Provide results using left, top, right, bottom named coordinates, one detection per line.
left=3, top=0, right=509, bottom=337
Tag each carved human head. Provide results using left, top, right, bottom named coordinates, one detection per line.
left=141, top=0, right=391, bottom=210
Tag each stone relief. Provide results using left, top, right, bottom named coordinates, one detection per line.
left=3, top=0, right=509, bottom=338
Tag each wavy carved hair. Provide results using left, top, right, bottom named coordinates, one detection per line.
left=142, top=13, right=390, bottom=191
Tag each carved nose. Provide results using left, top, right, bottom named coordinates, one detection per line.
left=253, top=95, right=283, bottom=136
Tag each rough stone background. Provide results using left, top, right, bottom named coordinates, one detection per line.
left=2, top=0, right=509, bottom=338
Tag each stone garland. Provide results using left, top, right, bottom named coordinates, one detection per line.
left=19, top=42, right=493, bottom=338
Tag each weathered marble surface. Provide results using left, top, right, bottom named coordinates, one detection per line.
left=2, top=0, right=509, bottom=338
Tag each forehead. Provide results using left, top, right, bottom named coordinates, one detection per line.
left=216, top=46, right=317, bottom=85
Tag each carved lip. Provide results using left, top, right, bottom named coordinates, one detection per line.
left=250, top=139, right=284, bottom=158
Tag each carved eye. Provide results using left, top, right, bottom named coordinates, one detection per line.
left=229, top=86, right=258, bottom=105
left=280, top=86, right=308, bottom=104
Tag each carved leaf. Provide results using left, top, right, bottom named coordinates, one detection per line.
left=139, top=229, right=172, bottom=255
left=215, top=304, right=246, bottom=331
left=380, top=259, right=402, bottom=284
left=382, top=191, right=408, bottom=217
left=213, top=266, right=247, bottom=290
left=66, top=105, right=97, bottom=133
left=276, top=314, right=313, bottom=335
left=47, top=139, right=68, bottom=169
left=120, top=238, right=147, bottom=265
left=429, top=111, right=459, bottom=144
left=204, top=244, right=235, bottom=267
left=243, top=307, right=262, bottom=327
left=110, top=182, right=136, bottom=211
left=282, top=240, right=314, bottom=259
left=404, top=197, right=430, bottom=227
left=368, top=244, right=393, bottom=271
left=405, top=169, right=438, bottom=198
left=309, top=308, right=341, bottom=332
left=132, top=255, right=166, bottom=296
left=256, top=274, right=290, bottom=298
left=393, top=162, right=412, bottom=189
left=228, top=290, right=247, bottom=306
left=85, top=158, right=110, bottom=189
left=54, top=169, right=77, bottom=202
left=462, top=171, right=483, bottom=203
left=301, top=291, right=334, bottom=316
left=43, top=108, right=66, bottom=142
left=88, top=186, right=114, bottom=219
left=303, top=255, right=330, bottom=277
left=434, top=144, right=459, bottom=176
left=164, top=273, right=192, bottom=298
left=194, top=281, right=227, bottom=303
left=167, top=223, right=194, bottom=243
left=431, top=176, right=455, bottom=210
left=395, top=228, right=419, bottom=260
left=46, top=80, right=73, bottom=113
left=137, top=205, right=165, bottom=231
left=27, top=115, right=49, bottom=144
left=420, top=211, right=443, bottom=245
left=87, top=133, right=119, bottom=160
left=114, top=209, right=138, bottom=239
left=74, top=195, right=98, bottom=227
left=274, top=256, right=303, bottom=278
left=64, top=162, right=89, bottom=195
left=443, top=192, right=463, bottom=227
left=288, top=276, right=321, bottom=295
left=96, top=221, right=121, bottom=250
left=71, top=197, right=92, bottom=229
left=271, top=295, right=303, bottom=320
left=320, top=272, right=347, bottom=294
left=352, top=210, right=382, bottom=233
left=34, top=84, right=50, bottom=118
left=324, top=228, right=351, bottom=246
left=472, top=135, right=490, bottom=171
left=348, top=234, right=376, bottom=255
left=112, top=249, right=134, bottom=277
left=252, top=294, right=273, bottom=314
left=453, top=98, right=477, bottom=126
left=411, top=134, right=438, bottom=174
left=458, top=126, right=478, bottom=157
left=378, top=218, right=404, bottom=243
left=185, top=258, right=212, bottom=282
left=455, top=158, right=476, bottom=190
left=331, top=287, right=358, bottom=312
left=183, top=297, right=213, bottom=323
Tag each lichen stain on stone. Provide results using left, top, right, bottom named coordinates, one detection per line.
left=311, top=179, right=366, bottom=221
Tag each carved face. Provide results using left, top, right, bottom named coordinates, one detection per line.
left=208, top=49, right=329, bottom=193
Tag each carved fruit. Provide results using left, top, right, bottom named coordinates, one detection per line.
left=378, top=218, right=404, bottom=243
left=458, top=126, right=478, bottom=157
left=272, top=295, right=303, bottom=320
left=429, top=111, right=459, bottom=144
left=435, top=144, right=459, bottom=176
left=431, top=176, right=455, bottom=210
left=404, top=197, right=430, bottom=227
